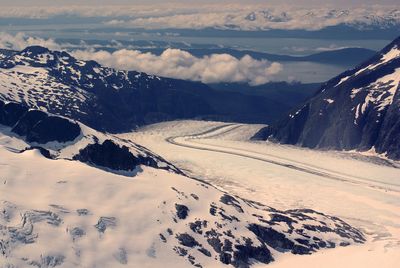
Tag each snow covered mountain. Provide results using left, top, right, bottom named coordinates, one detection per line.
left=0, top=46, right=293, bottom=132
left=255, top=36, right=400, bottom=160
left=0, top=103, right=365, bottom=267
left=0, top=46, right=215, bottom=132
left=101, top=6, right=400, bottom=33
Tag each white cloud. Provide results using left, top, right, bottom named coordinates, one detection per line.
left=0, top=32, right=61, bottom=50
left=72, top=48, right=282, bottom=85
left=0, top=32, right=282, bottom=85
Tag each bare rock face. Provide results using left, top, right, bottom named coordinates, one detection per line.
left=72, top=139, right=179, bottom=174
left=73, top=140, right=142, bottom=172
left=26, top=116, right=81, bottom=144
left=0, top=101, right=81, bottom=144
left=11, top=110, right=48, bottom=136
left=0, top=102, right=28, bottom=127
left=255, top=37, right=400, bottom=160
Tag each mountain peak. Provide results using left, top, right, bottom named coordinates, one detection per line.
left=20, top=45, right=51, bottom=56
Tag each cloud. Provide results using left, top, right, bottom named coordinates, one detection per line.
left=0, top=32, right=282, bottom=85
left=0, top=32, right=61, bottom=50
left=106, top=7, right=400, bottom=31
left=72, top=48, right=282, bottom=85
left=0, top=5, right=398, bottom=31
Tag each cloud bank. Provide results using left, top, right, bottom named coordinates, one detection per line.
left=0, top=5, right=398, bottom=31
left=0, top=33, right=61, bottom=50
left=0, top=33, right=282, bottom=85
left=72, top=49, right=282, bottom=85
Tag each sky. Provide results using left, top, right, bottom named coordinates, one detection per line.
left=0, top=0, right=398, bottom=7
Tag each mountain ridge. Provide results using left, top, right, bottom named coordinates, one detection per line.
left=254, top=36, right=400, bottom=160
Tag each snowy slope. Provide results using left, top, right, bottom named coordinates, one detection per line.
left=0, top=129, right=365, bottom=267
left=256, top=36, right=400, bottom=160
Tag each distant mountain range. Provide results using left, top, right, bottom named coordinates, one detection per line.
left=134, top=47, right=377, bottom=67
left=255, top=36, right=400, bottom=160
left=95, top=7, right=400, bottom=39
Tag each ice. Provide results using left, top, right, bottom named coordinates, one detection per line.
left=121, top=120, right=400, bottom=267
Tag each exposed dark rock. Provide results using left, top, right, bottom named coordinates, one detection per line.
left=190, top=193, right=199, bottom=200
left=209, top=204, right=217, bottom=216
left=19, top=146, right=53, bottom=159
left=73, top=140, right=151, bottom=172
left=189, top=221, right=204, bottom=234
left=159, top=233, right=167, bottom=243
left=173, top=246, right=188, bottom=256
left=198, top=247, right=211, bottom=257
left=219, top=252, right=232, bottom=264
left=26, top=116, right=81, bottom=144
left=176, top=233, right=199, bottom=248
left=70, top=227, right=86, bottom=241
left=76, top=209, right=90, bottom=216
left=171, top=187, right=187, bottom=198
left=11, top=110, right=48, bottom=136
left=218, top=211, right=240, bottom=222
left=1, top=210, right=63, bottom=254
left=231, top=240, right=273, bottom=268
left=176, top=233, right=211, bottom=258
left=303, top=224, right=333, bottom=233
left=220, top=195, right=244, bottom=213
left=25, top=210, right=63, bottom=227
left=205, top=231, right=221, bottom=246
left=94, top=217, right=117, bottom=233
left=375, top=88, right=400, bottom=159
left=0, top=102, right=80, bottom=145
left=248, top=224, right=312, bottom=254
left=49, top=204, right=69, bottom=214
left=0, top=102, right=28, bottom=127
left=340, top=241, right=351, bottom=247
left=223, top=230, right=235, bottom=239
left=223, top=239, right=233, bottom=252
left=270, top=213, right=298, bottom=224
left=175, top=204, right=189, bottom=220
